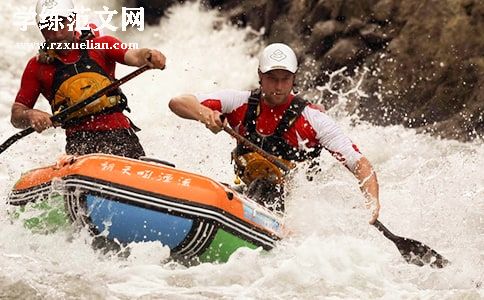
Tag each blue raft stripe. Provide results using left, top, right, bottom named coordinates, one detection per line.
left=75, top=193, right=215, bottom=259
left=86, top=194, right=193, bottom=249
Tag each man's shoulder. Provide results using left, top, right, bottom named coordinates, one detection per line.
left=306, top=102, right=326, bottom=113
left=26, top=56, right=38, bottom=64
left=24, top=56, right=43, bottom=71
left=197, top=89, right=251, bottom=114
left=301, top=104, right=330, bottom=119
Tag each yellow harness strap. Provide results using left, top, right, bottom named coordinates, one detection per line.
left=233, top=152, right=290, bottom=186
left=52, top=72, right=121, bottom=120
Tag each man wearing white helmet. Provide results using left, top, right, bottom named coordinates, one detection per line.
left=10, top=0, right=167, bottom=158
left=169, top=43, right=380, bottom=224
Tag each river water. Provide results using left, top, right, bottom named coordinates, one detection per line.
left=0, top=1, right=482, bottom=299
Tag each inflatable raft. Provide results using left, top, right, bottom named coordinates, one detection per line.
left=7, top=154, right=283, bottom=263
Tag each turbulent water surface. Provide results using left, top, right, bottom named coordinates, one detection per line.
left=0, top=1, right=482, bottom=299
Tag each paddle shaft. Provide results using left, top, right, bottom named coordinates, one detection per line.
left=0, top=65, right=150, bottom=155
left=373, top=220, right=398, bottom=242
left=222, top=125, right=295, bottom=173
left=0, top=128, right=35, bottom=155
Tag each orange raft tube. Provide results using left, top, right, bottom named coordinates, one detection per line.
left=8, top=154, right=284, bottom=263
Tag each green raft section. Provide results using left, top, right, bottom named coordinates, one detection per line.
left=10, top=194, right=70, bottom=234
left=199, top=229, right=258, bottom=263
left=10, top=194, right=260, bottom=263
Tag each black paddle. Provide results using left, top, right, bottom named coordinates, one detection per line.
left=0, top=65, right=151, bottom=155
left=373, top=220, right=449, bottom=268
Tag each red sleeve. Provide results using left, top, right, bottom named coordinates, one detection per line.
left=15, top=58, right=41, bottom=108
left=200, top=99, right=222, bottom=112
left=88, top=23, right=101, bottom=38
left=97, top=36, right=128, bottom=64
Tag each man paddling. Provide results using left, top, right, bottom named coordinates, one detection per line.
left=10, top=0, right=166, bottom=158
left=169, top=43, right=380, bottom=224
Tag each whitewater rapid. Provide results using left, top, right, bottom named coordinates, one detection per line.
left=0, top=1, right=482, bottom=298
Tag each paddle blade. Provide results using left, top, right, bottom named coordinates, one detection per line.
left=394, top=236, right=450, bottom=268
left=373, top=220, right=450, bottom=268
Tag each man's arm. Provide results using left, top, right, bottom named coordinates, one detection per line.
left=124, top=48, right=166, bottom=69
left=303, top=107, right=381, bottom=224
left=354, top=156, right=380, bottom=224
left=11, top=102, right=52, bottom=133
left=11, top=58, right=52, bottom=133
left=169, top=94, right=224, bottom=133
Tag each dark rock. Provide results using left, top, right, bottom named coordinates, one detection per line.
left=463, top=0, right=484, bottom=25
left=266, top=15, right=301, bottom=45
left=222, top=0, right=268, bottom=30
left=338, top=0, right=380, bottom=21
left=359, top=24, right=392, bottom=47
left=372, top=0, right=396, bottom=23
left=321, top=38, right=368, bottom=71
left=307, top=0, right=335, bottom=27
left=361, top=0, right=484, bottom=140
left=421, top=59, right=483, bottom=139
left=285, top=0, right=319, bottom=33
left=309, top=20, right=344, bottom=55
left=343, top=18, right=366, bottom=34
left=313, top=20, right=344, bottom=39
left=309, top=0, right=344, bottom=23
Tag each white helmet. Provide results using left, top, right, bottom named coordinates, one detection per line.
left=258, top=43, right=298, bottom=74
left=35, top=0, right=75, bottom=24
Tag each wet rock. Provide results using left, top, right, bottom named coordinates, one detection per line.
left=361, top=0, right=484, bottom=140
left=359, top=24, right=392, bottom=47
left=307, top=0, right=336, bottom=27
left=309, top=20, right=344, bottom=55
left=311, top=0, right=344, bottom=22
left=338, top=0, right=380, bottom=21
left=372, top=0, right=396, bottom=23
left=343, top=18, right=366, bottom=34
left=312, top=20, right=343, bottom=39
left=225, top=1, right=267, bottom=31
left=321, top=38, right=368, bottom=71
